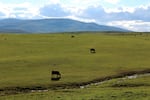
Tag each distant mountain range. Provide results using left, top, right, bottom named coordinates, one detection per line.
left=0, top=18, right=130, bottom=33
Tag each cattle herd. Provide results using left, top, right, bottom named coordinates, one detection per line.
left=51, top=35, right=96, bottom=81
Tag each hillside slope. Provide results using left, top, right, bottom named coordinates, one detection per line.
left=0, top=18, right=129, bottom=33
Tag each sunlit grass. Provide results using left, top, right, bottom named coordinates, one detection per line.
left=0, top=33, right=150, bottom=89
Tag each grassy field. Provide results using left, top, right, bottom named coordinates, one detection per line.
left=0, top=32, right=150, bottom=99
left=0, top=73, right=150, bottom=100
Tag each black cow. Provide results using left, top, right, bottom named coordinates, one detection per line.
left=51, top=70, right=61, bottom=81
left=90, top=48, right=96, bottom=53
left=71, top=35, right=75, bottom=38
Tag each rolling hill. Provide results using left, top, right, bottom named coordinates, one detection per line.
left=0, top=18, right=130, bottom=33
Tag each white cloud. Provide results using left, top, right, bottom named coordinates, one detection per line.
left=38, top=3, right=150, bottom=31
left=68, top=0, right=100, bottom=6
left=79, top=5, right=106, bottom=20
left=105, top=7, right=135, bottom=13
left=0, top=2, right=40, bottom=19
left=104, top=0, right=120, bottom=4
left=40, top=3, right=70, bottom=17
left=107, top=20, right=150, bottom=32
left=48, top=0, right=60, bottom=4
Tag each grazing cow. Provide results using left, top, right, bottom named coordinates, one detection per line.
left=90, top=48, right=96, bottom=53
left=71, top=35, right=75, bottom=38
left=51, top=70, right=61, bottom=81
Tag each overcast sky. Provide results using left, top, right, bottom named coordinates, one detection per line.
left=0, top=0, right=150, bottom=32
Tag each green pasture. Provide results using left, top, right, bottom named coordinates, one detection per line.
left=1, top=73, right=150, bottom=100
left=0, top=32, right=150, bottom=89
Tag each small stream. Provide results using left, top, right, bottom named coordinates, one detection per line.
left=0, top=71, right=150, bottom=95
left=79, top=73, right=150, bottom=89
left=31, top=72, right=150, bottom=92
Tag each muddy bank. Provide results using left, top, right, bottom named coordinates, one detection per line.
left=0, top=69, right=150, bottom=96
